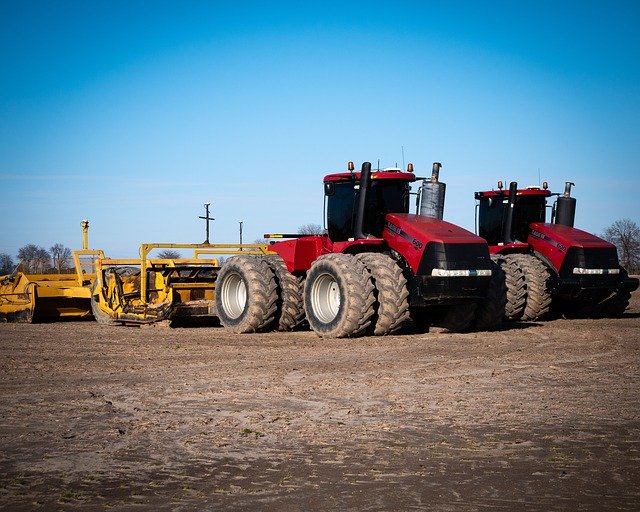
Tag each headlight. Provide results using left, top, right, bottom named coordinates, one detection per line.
left=572, top=267, right=620, bottom=275
left=431, top=269, right=492, bottom=277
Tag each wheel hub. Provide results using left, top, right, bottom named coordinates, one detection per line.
left=221, top=272, right=247, bottom=319
left=311, top=273, right=341, bottom=323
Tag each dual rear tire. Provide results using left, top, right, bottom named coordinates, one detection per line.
left=303, top=254, right=376, bottom=338
left=216, top=253, right=410, bottom=338
left=491, top=253, right=552, bottom=323
left=215, top=256, right=278, bottom=333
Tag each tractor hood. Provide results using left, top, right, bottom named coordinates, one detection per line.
left=528, top=222, right=618, bottom=275
left=384, top=213, right=490, bottom=274
left=386, top=213, right=486, bottom=245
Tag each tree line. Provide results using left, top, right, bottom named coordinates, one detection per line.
left=2, top=219, right=638, bottom=276
left=604, top=219, right=639, bottom=274
left=0, top=243, right=73, bottom=275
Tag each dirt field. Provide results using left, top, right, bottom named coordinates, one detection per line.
left=1, top=291, right=639, bottom=511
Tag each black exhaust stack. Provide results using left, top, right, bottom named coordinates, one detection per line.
left=502, top=181, right=518, bottom=243
left=353, top=161, right=372, bottom=239
left=555, top=181, right=576, bottom=227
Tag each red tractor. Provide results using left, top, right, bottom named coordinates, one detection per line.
left=214, top=161, right=506, bottom=337
left=475, top=180, right=638, bottom=320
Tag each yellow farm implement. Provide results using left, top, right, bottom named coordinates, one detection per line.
left=91, top=243, right=273, bottom=325
left=2, top=219, right=275, bottom=326
left=0, top=221, right=103, bottom=323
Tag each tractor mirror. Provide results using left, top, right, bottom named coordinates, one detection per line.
left=324, top=182, right=334, bottom=196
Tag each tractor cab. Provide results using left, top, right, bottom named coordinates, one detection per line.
left=475, top=183, right=551, bottom=246
left=323, top=162, right=415, bottom=242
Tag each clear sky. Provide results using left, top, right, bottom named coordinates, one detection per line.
left=1, top=1, right=639, bottom=258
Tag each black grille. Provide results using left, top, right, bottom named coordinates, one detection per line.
left=559, top=247, right=619, bottom=277
left=417, top=242, right=491, bottom=276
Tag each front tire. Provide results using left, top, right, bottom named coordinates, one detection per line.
left=355, top=253, right=410, bottom=335
left=472, top=258, right=507, bottom=331
left=439, top=303, right=477, bottom=333
left=304, top=254, right=375, bottom=338
left=216, top=256, right=278, bottom=333
left=514, top=254, right=552, bottom=321
left=264, top=255, right=305, bottom=331
left=495, top=254, right=527, bottom=321
left=598, top=289, right=632, bottom=318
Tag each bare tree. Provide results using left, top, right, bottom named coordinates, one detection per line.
left=0, top=253, right=14, bottom=275
left=17, top=244, right=51, bottom=274
left=157, top=250, right=181, bottom=259
left=297, top=223, right=324, bottom=235
left=50, top=243, right=72, bottom=273
left=603, top=218, right=640, bottom=273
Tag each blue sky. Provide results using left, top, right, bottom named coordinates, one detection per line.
left=1, top=1, right=639, bottom=258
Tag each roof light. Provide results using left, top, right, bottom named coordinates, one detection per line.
left=347, top=161, right=354, bottom=172
left=407, top=162, right=414, bottom=173
left=543, top=181, right=548, bottom=190
left=497, top=180, right=503, bottom=190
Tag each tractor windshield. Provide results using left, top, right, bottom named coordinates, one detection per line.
left=478, top=194, right=547, bottom=245
left=326, top=179, right=410, bottom=241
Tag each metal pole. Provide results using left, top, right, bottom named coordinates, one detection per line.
left=199, top=203, right=214, bottom=244
left=81, top=220, right=89, bottom=250
left=205, top=204, right=210, bottom=244
left=239, top=221, right=243, bottom=250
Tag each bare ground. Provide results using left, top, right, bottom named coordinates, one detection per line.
left=1, top=291, right=639, bottom=511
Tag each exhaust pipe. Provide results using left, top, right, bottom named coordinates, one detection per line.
left=353, top=162, right=372, bottom=239
left=555, top=181, right=576, bottom=227
left=502, top=181, right=518, bottom=243
left=417, top=162, right=446, bottom=219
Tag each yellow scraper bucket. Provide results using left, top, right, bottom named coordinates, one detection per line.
left=91, top=242, right=273, bottom=325
left=0, top=272, right=89, bottom=322
left=0, top=221, right=104, bottom=323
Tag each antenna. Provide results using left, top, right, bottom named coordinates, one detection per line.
left=377, top=158, right=380, bottom=171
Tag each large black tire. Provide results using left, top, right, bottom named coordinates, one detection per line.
left=355, top=253, right=410, bottom=335
left=304, top=254, right=375, bottom=338
left=264, top=255, right=305, bottom=331
left=409, top=306, right=431, bottom=333
left=90, top=279, right=118, bottom=326
left=598, top=289, right=632, bottom=318
left=495, top=254, right=527, bottom=321
left=215, top=256, right=278, bottom=333
left=598, top=267, right=633, bottom=318
left=560, top=300, right=597, bottom=319
left=439, top=303, right=477, bottom=333
left=472, top=259, right=507, bottom=331
left=514, top=254, right=552, bottom=321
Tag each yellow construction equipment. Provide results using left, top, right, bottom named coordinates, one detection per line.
left=90, top=243, right=273, bottom=325
left=0, top=221, right=104, bottom=322
left=1, top=218, right=274, bottom=326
